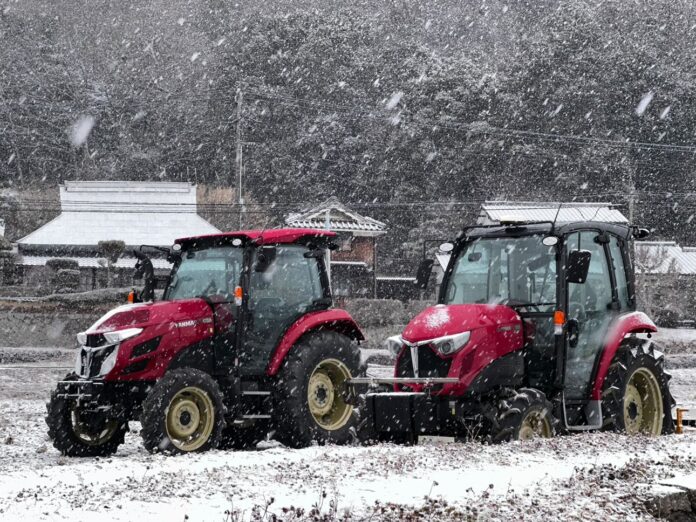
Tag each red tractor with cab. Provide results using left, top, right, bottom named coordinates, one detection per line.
left=353, top=220, right=675, bottom=443
left=46, top=228, right=364, bottom=456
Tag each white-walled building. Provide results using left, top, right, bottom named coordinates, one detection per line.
left=17, top=181, right=220, bottom=290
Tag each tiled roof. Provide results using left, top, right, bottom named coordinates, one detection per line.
left=18, top=181, right=220, bottom=247
left=479, top=201, right=628, bottom=225
left=286, top=196, right=386, bottom=235
left=635, top=241, right=696, bottom=275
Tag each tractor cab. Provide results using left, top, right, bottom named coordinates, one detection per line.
left=355, top=220, right=673, bottom=443
left=129, top=230, right=335, bottom=376
left=434, top=221, right=638, bottom=425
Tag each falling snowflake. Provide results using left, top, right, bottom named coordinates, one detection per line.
left=190, top=52, right=200, bottom=62
left=69, top=116, right=96, bottom=147
left=635, top=91, right=654, bottom=116
left=385, top=91, right=403, bottom=110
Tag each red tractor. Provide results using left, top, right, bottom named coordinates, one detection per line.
left=353, top=220, right=675, bottom=443
left=46, top=229, right=364, bottom=456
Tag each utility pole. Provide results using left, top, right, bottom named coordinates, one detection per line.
left=235, top=88, right=244, bottom=229
left=627, top=169, right=636, bottom=223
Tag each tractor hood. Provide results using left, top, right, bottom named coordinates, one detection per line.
left=86, top=299, right=214, bottom=334
left=401, top=304, right=521, bottom=344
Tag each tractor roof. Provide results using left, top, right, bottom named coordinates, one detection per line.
left=174, top=228, right=336, bottom=247
left=463, top=221, right=635, bottom=240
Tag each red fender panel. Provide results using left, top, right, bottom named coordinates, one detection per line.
left=266, top=309, right=365, bottom=376
left=591, top=311, right=657, bottom=400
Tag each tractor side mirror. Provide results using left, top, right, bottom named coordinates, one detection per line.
left=415, top=258, right=435, bottom=290
left=254, top=246, right=277, bottom=272
left=566, top=250, right=591, bottom=284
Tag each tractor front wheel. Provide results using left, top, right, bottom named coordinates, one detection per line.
left=601, top=339, right=675, bottom=436
left=488, top=387, right=556, bottom=443
left=140, top=368, right=225, bottom=454
left=46, top=379, right=127, bottom=457
left=272, top=331, right=360, bottom=448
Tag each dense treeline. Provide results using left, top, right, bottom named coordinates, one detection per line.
left=2, top=0, right=696, bottom=272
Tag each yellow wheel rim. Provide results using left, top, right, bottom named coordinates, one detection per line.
left=624, top=368, right=663, bottom=436
left=518, top=409, right=553, bottom=440
left=165, top=386, right=215, bottom=451
left=307, top=358, right=353, bottom=431
left=71, top=406, right=118, bottom=446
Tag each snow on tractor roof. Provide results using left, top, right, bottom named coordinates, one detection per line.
left=479, top=201, right=628, bottom=225
left=174, top=228, right=336, bottom=246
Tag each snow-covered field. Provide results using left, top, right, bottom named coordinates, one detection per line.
left=1, top=342, right=696, bottom=521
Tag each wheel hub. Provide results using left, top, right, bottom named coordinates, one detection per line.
left=70, top=406, right=119, bottom=446
left=306, top=359, right=353, bottom=431
left=623, top=368, right=663, bottom=436
left=518, top=409, right=552, bottom=440
left=308, top=372, right=335, bottom=416
left=165, top=387, right=214, bottom=451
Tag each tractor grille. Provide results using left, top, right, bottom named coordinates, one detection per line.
left=396, top=345, right=451, bottom=379
left=78, top=345, right=117, bottom=378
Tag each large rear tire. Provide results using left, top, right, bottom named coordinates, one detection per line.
left=140, top=368, right=225, bottom=454
left=46, top=377, right=127, bottom=457
left=601, top=338, right=675, bottom=435
left=272, top=331, right=360, bottom=448
left=488, top=388, right=556, bottom=443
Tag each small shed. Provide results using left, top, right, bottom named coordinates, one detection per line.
left=286, top=197, right=387, bottom=298
left=17, top=181, right=220, bottom=291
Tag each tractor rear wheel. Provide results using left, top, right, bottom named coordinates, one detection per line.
left=272, top=331, right=360, bottom=448
left=46, top=379, right=127, bottom=457
left=601, top=339, right=675, bottom=436
left=140, top=368, right=225, bottom=454
left=488, top=388, right=556, bottom=443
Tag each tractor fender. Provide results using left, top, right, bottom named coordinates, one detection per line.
left=266, top=309, right=365, bottom=376
left=590, top=311, right=657, bottom=400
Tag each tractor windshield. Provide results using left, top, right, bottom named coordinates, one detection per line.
left=444, top=235, right=557, bottom=311
left=165, top=246, right=243, bottom=301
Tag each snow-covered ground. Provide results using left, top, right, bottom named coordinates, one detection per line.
left=1, top=341, right=695, bottom=521
left=1, top=398, right=695, bottom=521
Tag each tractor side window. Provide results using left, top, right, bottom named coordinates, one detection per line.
left=249, top=245, right=323, bottom=314
left=609, top=236, right=630, bottom=310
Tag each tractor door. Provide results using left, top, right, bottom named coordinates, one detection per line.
left=240, top=244, right=326, bottom=375
left=563, top=231, right=617, bottom=406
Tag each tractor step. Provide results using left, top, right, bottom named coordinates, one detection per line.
left=241, top=390, right=271, bottom=396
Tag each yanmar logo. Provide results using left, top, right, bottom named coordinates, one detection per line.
left=175, top=320, right=198, bottom=328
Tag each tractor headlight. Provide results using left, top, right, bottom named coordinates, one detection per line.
left=431, top=331, right=471, bottom=356
left=103, top=328, right=143, bottom=344
left=385, top=335, right=404, bottom=357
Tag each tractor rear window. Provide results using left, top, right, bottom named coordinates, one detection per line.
left=165, top=246, right=243, bottom=300
left=444, top=235, right=556, bottom=311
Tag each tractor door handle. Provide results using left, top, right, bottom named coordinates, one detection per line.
left=567, top=319, right=580, bottom=348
